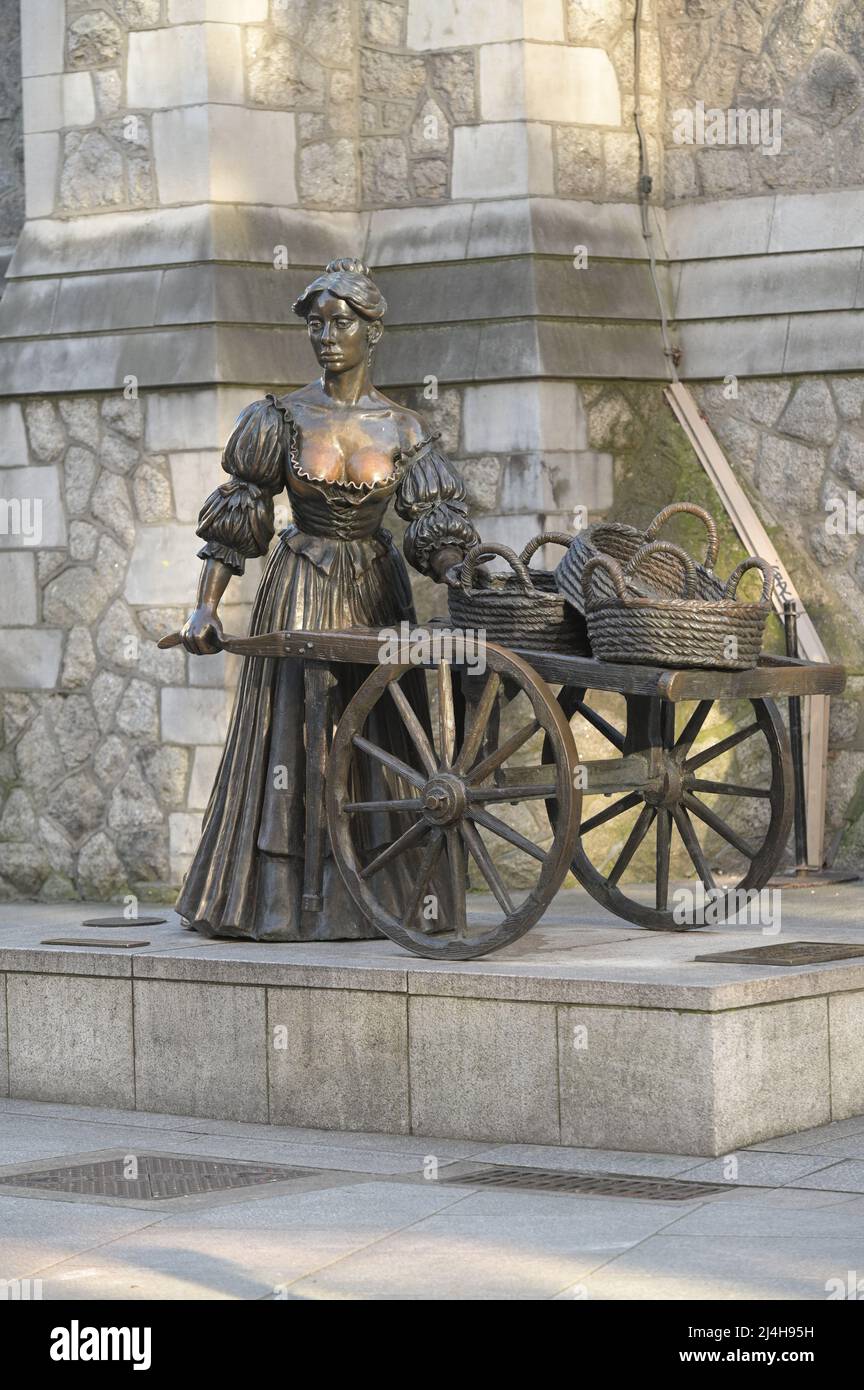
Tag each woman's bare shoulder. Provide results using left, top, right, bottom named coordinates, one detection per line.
left=370, top=394, right=432, bottom=451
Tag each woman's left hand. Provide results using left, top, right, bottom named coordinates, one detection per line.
left=430, top=546, right=464, bottom=587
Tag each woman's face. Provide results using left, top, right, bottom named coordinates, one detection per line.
left=306, top=291, right=376, bottom=373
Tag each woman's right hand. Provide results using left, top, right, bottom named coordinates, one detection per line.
left=180, top=605, right=224, bottom=655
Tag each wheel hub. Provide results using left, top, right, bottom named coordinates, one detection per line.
left=642, top=757, right=684, bottom=809
left=421, top=773, right=467, bottom=825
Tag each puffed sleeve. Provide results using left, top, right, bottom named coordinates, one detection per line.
left=395, top=432, right=480, bottom=577
left=195, top=395, right=287, bottom=575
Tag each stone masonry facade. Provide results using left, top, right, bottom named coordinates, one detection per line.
left=2, top=1, right=864, bottom=900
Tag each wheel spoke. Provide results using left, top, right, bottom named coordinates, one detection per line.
left=572, top=699, right=625, bottom=752
left=607, top=803, right=656, bottom=886
left=388, top=681, right=438, bottom=776
left=469, top=783, right=558, bottom=803
left=689, top=779, right=771, bottom=799
left=352, top=734, right=426, bottom=790
left=684, top=721, right=761, bottom=772
left=671, top=804, right=717, bottom=892
left=404, top=828, right=445, bottom=932
left=344, top=798, right=423, bottom=813
left=675, top=700, right=713, bottom=756
left=466, top=719, right=540, bottom=784
left=683, top=792, right=756, bottom=860
left=467, top=806, right=546, bottom=863
left=580, top=791, right=641, bottom=835
left=655, top=808, right=671, bottom=910
left=438, top=660, right=456, bottom=768
left=454, top=671, right=501, bottom=772
left=460, top=819, right=515, bottom=915
left=445, top=826, right=467, bottom=937
left=359, top=818, right=429, bottom=880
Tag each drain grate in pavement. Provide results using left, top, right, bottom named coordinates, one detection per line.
left=0, top=1153, right=316, bottom=1201
left=443, top=1165, right=727, bottom=1201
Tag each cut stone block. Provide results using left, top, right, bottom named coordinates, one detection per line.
left=408, top=996, right=560, bottom=1143
left=168, top=451, right=222, bottom=523
left=187, top=745, right=222, bottom=808
left=0, top=466, right=66, bottom=548
left=22, top=73, right=95, bottom=134
left=153, top=106, right=297, bottom=206
left=452, top=123, right=553, bottom=199
left=146, top=389, right=220, bottom=452
left=829, top=990, right=864, bottom=1121
left=23, top=132, right=60, bottom=219
left=125, top=524, right=198, bottom=606
left=161, top=686, right=233, bottom=744
left=407, top=0, right=564, bottom=48
left=480, top=42, right=620, bottom=125
left=0, top=403, right=30, bottom=468
left=463, top=380, right=587, bottom=452
left=268, top=987, right=410, bottom=1134
left=133, top=979, right=267, bottom=1122
left=7, top=973, right=134, bottom=1109
left=168, top=0, right=269, bottom=18
left=0, top=629, right=63, bottom=690
left=0, top=553, right=38, bottom=626
left=558, top=997, right=830, bottom=1156
left=128, top=25, right=244, bottom=109
left=21, top=0, right=65, bottom=78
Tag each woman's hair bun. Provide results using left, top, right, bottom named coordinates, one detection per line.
left=325, top=257, right=370, bottom=277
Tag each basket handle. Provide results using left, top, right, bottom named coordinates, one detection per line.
left=460, top=542, right=533, bottom=594
left=724, top=556, right=774, bottom=605
left=519, top=532, right=573, bottom=567
left=644, top=502, right=719, bottom=570
left=582, top=553, right=628, bottom=608
left=626, top=540, right=696, bottom=599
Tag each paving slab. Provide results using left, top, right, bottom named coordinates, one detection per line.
left=571, top=1236, right=864, bottom=1301
left=285, top=1187, right=690, bottom=1301
left=0, top=1193, right=165, bottom=1284
left=33, top=1182, right=478, bottom=1301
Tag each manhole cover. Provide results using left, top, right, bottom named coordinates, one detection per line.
left=695, top=941, right=864, bottom=966
left=0, top=1153, right=315, bottom=1201
left=442, top=1165, right=727, bottom=1201
left=82, top=916, right=167, bottom=928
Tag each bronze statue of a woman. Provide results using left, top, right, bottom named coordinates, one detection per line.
left=176, top=258, right=479, bottom=940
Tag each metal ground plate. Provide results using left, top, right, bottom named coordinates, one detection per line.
left=442, top=1165, right=727, bottom=1201
left=0, top=1152, right=318, bottom=1202
left=81, top=916, right=167, bottom=928
left=695, top=940, right=864, bottom=967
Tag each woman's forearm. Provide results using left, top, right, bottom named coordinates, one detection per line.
left=196, top=557, right=234, bottom=612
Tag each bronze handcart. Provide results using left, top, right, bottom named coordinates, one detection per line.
left=202, top=623, right=844, bottom=961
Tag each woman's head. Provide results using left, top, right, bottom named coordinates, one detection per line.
left=293, top=259, right=387, bottom=376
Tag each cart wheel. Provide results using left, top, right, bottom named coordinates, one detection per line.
left=327, top=642, right=581, bottom=960
left=544, top=689, right=792, bottom=931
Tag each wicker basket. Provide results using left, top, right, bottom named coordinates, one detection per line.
left=556, top=502, right=726, bottom=616
left=583, top=541, right=774, bottom=670
left=448, top=534, right=590, bottom=654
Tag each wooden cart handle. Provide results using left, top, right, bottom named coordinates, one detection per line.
left=644, top=502, right=719, bottom=571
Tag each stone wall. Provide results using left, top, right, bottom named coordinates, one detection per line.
left=660, top=0, right=864, bottom=203
left=2, top=0, right=864, bottom=900
left=0, top=0, right=24, bottom=273
left=0, top=385, right=259, bottom=900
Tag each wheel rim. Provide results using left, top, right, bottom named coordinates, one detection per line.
left=327, top=643, right=581, bottom=960
left=545, top=689, right=792, bottom=931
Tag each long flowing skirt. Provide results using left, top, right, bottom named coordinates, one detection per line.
left=177, top=528, right=436, bottom=941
